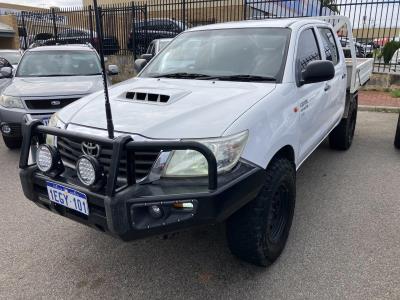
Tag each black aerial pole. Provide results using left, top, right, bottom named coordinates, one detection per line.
left=93, top=0, right=115, bottom=139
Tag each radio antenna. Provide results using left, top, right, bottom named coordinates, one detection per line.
left=93, top=0, right=114, bottom=139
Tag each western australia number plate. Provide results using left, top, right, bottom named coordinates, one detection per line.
left=46, top=181, right=89, bottom=216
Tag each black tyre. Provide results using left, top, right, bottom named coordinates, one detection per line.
left=329, top=97, right=358, bottom=150
left=2, top=135, right=22, bottom=149
left=395, top=113, right=400, bottom=149
left=226, top=158, right=296, bottom=267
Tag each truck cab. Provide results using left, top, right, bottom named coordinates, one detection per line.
left=19, top=17, right=372, bottom=267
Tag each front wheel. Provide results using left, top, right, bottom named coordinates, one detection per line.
left=395, top=113, right=400, bottom=149
left=226, top=158, right=296, bottom=267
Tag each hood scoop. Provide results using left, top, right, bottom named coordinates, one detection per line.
left=125, top=91, right=170, bottom=103
left=117, top=87, right=191, bottom=105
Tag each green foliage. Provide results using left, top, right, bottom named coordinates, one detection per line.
left=373, top=49, right=382, bottom=59
left=382, top=41, right=400, bottom=64
left=391, top=89, right=400, bottom=98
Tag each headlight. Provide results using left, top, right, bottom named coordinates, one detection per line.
left=0, top=95, right=24, bottom=108
left=162, top=131, right=248, bottom=177
left=76, top=156, right=103, bottom=186
left=46, top=113, right=66, bottom=145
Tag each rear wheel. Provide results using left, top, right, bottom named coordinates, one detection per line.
left=329, top=96, right=358, bottom=150
left=226, top=158, right=296, bottom=267
left=2, top=135, right=22, bottom=149
left=395, top=114, right=400, bottom=149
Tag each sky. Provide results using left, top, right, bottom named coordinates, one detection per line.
left=0, top=0, right=83, bottom=8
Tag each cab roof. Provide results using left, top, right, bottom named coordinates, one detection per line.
left=188, top=17, right=328, bottom=32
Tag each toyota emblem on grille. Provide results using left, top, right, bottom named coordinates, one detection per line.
left=81, top=142, right=101, bottom=157
left=51, top=100, right=61, bottom=106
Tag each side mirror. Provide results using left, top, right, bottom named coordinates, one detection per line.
left=107, top=64, right=119, bottom=75
left=0, top=67, right=13, bottom=79
left=134, top=58, right=147, bottom=73
left=301, top=60, right=335, bottom=85
left=140, top=53, right=153, bottom=61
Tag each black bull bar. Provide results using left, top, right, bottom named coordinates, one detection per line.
left=19, top=120, right=218, bottom=197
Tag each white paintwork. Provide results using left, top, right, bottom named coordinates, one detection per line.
left=57, top=17, right=368, bottom=170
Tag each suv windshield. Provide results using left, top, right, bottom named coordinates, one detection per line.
left=0, top=52, right=21, bottom=65
left=16, top=50, right=101, bottom=77
left=141, top=28, right=290, bottom=81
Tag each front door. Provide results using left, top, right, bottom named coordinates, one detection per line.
left=296, top=27, right=327, bottom=163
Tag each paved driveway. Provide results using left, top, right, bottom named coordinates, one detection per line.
left=0, top=112, right=399, bottom=299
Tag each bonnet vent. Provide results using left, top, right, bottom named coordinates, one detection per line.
left=125, top=92, right=170, bottom=103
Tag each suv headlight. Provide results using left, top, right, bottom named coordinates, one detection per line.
left=0, top=95, right=24, bottom=108
left=162, top=131, right=248, bottom=177
left=46, top=113, right=66, bottom=145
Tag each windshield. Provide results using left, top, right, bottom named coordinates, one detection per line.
left=140, top=28, right=290, bottom=81
left=0, top=52, right=21, bottom=65
left=16, top=50, right=101, bottom=77
left=158, top=39, right=172, bottom=51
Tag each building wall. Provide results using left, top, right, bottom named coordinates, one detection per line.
left=0, top=2, right=48, bottom=13
left=0, top=15, right=19, bottom=49
left=83, top=0, right=141, bottom=6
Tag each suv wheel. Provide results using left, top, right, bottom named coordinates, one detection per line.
left=2, top=135, right=22, bottom=149
left=395, top=113, right=400, bottom=149
left=329, top=96, right=358, bottom=150
left=226, top=158, right=296, bottom=267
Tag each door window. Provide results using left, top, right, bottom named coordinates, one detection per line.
left=296, top=28, right=321, bottom=81
left=318, top=28, right=339, bottom=65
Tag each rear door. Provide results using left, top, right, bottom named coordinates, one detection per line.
left=295, top=27, right=326, bottom=162
left=316, top=27, right=347, bottom=128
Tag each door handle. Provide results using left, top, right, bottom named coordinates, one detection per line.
left=324, top=84, right=331, bottom=92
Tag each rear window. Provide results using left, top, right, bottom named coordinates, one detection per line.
left=318, top=28, right=339, bottom=65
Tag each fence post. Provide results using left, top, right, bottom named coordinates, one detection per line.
left=20, top=11, right=28, bottom=49
left=51, top=7, right=58, bottom=43
left=144, top=4, right=148, bottom=53
left=88, top=5, right=95, bottom=45
left=182, top=0, right=186, bottom=28
left=243, top=0, right=247, bottom=20
left=131, top=2, right=137, bottom=60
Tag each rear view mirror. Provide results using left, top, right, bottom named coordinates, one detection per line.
left=134, top=59, right=147, bottom=74
left=0, top=67, right=13, bottom=79
left=301, top=60, right=335, bottom=85
left=107, top=64, right=119, bottom=75
left=140, top=54, right=153, bottom=61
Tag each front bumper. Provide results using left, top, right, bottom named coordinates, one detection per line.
left=20, top=162, right=265, bottom=241
left=19, top=121, right=266, bottom=241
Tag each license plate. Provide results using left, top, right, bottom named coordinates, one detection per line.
left=46, top=181, right=89, bottom=216
left=42, top=118, right=50, bottom=126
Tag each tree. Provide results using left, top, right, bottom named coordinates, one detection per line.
left=319, top=0, right=340, bottom=16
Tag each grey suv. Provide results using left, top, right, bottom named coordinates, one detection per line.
left=0, top=44, right=118, bottom=149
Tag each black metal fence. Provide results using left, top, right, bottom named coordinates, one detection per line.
left=12, top=0, right=400, bottom=73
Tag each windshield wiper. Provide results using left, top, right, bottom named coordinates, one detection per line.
left=199, top=74, right=276, bottom=82
left=151, top=72, right=213, bottom=79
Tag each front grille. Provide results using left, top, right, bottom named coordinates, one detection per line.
left=57, top=137, right=159, bottom=183
left=25, top=98, right=80, bottom=110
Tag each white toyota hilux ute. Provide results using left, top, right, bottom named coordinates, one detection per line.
left=19, top=16, right=373, bottom=267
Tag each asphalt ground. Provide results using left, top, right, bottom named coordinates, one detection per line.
left=0, top=111, right=399, bottom=299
